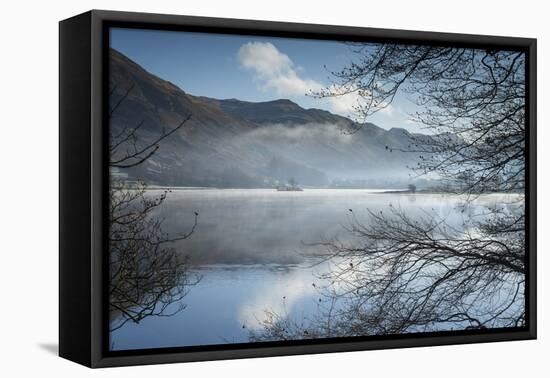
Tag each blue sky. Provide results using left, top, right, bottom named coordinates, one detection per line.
left=110, top=28, right=423, bottom=132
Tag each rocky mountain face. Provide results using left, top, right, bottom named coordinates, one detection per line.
left=109, top=48, right=423, bottom=188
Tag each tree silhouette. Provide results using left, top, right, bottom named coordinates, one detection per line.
left=253, top=44, right=526, bottom=340
left=108, top=83, right=198, bottom=332
left=313, top=44, right=525, bottom=195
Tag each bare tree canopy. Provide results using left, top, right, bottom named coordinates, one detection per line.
left=109, top=83, right=192, bottom=169
left=109, top=182, right=199, bottom=331
left=108, top=84, right=198, bottom=332
left=314, top=44, right=526, bottom=194
left=251, top=205, right=525, bottom=341
left=253, top=44, right=527, bottom=341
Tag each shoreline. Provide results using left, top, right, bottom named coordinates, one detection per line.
left=134, top=186, right=524, bottom=196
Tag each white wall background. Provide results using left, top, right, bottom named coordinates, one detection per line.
left=0, top=0, right=546, bottom=376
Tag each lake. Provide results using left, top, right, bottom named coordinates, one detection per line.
left=110, top=188, right=519, bottom=350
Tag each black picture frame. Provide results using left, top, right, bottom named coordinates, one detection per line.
left=59, top=9, right=537, bottom=368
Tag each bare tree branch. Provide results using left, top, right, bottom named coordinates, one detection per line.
left=108, top=83, right=197, bottom=332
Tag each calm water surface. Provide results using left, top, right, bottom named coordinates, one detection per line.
left=110, top=189, right=517, bottom=350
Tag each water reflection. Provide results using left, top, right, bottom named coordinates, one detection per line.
left=110, top=189, right=519, bottom=350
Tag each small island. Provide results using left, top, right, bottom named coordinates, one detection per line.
left=276, top=177, right=303, bottom=192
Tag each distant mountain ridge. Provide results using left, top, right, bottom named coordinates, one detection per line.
left=109, top=48, right=425, bottom=188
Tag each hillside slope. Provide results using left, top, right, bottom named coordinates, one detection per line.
left=109, top=48, right=422, bottom=187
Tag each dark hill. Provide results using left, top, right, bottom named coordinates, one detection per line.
left=109, top=48, right=426, bottom=187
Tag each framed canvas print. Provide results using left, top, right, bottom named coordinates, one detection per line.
left=59, top=10, right=537, bottom=368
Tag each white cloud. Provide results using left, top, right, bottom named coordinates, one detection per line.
left=322, top=85, right=363, bottom=116
left=238, top=42, right=360, bottom=116
left=379, top=104, right=394, bottom=116
left=238, top=42, right=319, bottom=96
left=238, top=42, right=293, bottom=78
left=265, top=72, right=321, bottom=96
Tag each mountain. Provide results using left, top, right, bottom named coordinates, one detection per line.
left=211, top=98, right=360, bottom=127
left=109, top=48, right=425, bottom=188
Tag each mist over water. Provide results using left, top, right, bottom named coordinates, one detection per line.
left=154, top=188, right=444, bottom=264
left=110, top=188, right=520, bottom=350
